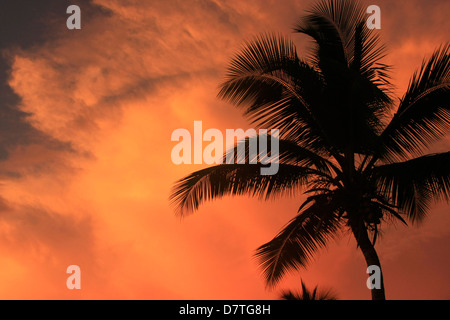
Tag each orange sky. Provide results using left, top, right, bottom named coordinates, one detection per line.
left=0, top=0, right=449, bottom=299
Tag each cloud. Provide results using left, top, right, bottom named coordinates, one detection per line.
left=0, top=196, right=93, bottom=258
left=0, top=195, right=98, bottom=298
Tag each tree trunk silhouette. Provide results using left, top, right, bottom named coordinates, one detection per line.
left=351, top=221, right=385, bottom=300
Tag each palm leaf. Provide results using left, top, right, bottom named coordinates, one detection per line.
left=217, top=33, right=332, bottom=152
left=294, top=0, right=389, bottom=85
left=373, top=152, right=450, bottom=223
left=377, top=44, right=450, bottom=161
left=255, top=197, right=341, bottom=287
left=225, top=134, right=338, bottom=175
left=170, top=163, right=318, bottom=216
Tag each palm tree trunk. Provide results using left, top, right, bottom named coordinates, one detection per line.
left=351, top=221, right=386, bottom=300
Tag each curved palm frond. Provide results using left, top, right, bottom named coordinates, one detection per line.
left=294, top=0, right=360, bottom=67
left=255, top=195, right=341, bottom=287
left=373, top=152, right=450, bottom=223
left=294, top=0, right=389, bottom=86
left=217, top=33, right=331, bottom=152
left=376, top=44, right=450, bottom=162
left=352, top=22, right=391, bottom=90
left=226, top=134, right=339, bottom=176
left=170, top=163, right=319, bottom=216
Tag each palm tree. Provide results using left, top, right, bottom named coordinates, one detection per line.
left=281, top=280, right=337, bottom=300
left=170, top=0, right=450, bottom=300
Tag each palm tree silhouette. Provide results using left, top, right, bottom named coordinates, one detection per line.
left=170, top=0, right=449, bottom=300
left=281, top=280, right=337, bottom=300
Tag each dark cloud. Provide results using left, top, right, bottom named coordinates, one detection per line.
left=0, top=0, right=110, bottom=163
left=0, top=0, right=111, bottom=49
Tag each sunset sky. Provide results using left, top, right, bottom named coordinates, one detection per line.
left=0, top=0, right=448, bottom=299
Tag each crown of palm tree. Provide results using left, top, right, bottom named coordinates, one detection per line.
left=170, top=0, right=449, bottom=299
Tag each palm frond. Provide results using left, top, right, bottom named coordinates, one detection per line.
left=351, top=21, right=391, bottom=90
left=295, top=0, right=363, bottom=67
left=294, top=0, right=389, bottom=85
left=377, top=44, right=450, bottom=161
left=373, top=152, right=450, bottom=223
left=255, top=196, right=341, bottom=287
left=170, top=163, right=318, bottom=216
left=225, top=134, right=338, bottom=176
left=217, top=33, right=332, bottom=152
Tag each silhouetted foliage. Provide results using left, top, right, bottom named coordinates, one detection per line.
left=171, top=0, right=450, bottom=300
left=281, top=280, right=337, bottom=300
